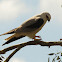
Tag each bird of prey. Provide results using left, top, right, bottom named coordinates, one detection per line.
left=0, top=12, right=51, bottom=45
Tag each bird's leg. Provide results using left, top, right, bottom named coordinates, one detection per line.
left=60, top=39, right=62, bottom=41
left=33, top=36, right=41, bottom=41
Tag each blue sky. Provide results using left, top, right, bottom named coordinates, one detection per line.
left=0, top=0, right=62, bottom=62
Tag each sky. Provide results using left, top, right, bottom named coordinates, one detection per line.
left=0, top=0, right=62, bottom=62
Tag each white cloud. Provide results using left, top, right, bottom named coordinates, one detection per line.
left=10, top=58, right=26, bottom=62
left=40, top=0, right=62, bottom=23
left=0, top=0, right=30, bottom=20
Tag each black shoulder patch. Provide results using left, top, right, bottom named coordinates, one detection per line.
left=26, top=18, right=44, bottom=28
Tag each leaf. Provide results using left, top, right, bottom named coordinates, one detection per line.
left=57, top=52, right=60, bottom=54
left=48, top=53, right=54, bottom=55
left=57, top=56, right=60, bottom=60
left=61, top=53, right=62, bottom=56
left=52, top=58, right=55, bottom=62
left=48, top=58, right=50, bottom=62
left=0, top=57, right=2, bottom=61
left=1, top=56, right=5, bottom=59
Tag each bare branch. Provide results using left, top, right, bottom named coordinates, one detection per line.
left=0, top=40, right=62, bottom=54
left=0, top=40, right=62, bottom=62
left=4, top=47, right=21, bottom=62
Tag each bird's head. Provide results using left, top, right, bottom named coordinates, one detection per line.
left=43, top=12, right=51, bottom=22
left=38, top=12, right=51, bottom=22
left=45, top=12, right=51, bottom=22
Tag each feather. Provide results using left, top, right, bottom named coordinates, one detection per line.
left=0, top=28, right=17, bottom=36
left=2, top=34, right=25, bottom=45
left=26, top=18, right=44, bottom=28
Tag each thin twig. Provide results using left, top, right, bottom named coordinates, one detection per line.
left=4, top=47, right=22, bottom=62
left=4, top=42, right=27, bottom=62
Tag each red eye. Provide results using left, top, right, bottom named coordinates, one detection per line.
left=46, top=15, right=50, bottom=21
left=46, top=15, right=49, bottom=18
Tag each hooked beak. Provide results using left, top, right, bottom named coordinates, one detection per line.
left=48, top=19, right=50, bottom=22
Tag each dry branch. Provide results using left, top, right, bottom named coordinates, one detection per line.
left=0, top=40, right=62, bottom=54
left=0, top=40, right=62, bottom=62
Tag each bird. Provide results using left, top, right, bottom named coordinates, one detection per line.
left=0, top=12, right=51, bottom=45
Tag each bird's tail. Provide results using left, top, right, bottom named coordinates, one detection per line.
left=0, top=32, right=12, bottom=36
left=0, top=28, right=16, bottom=36
left=2, top=34, right=25, bottom=46
left=5, top=34, right=15, bottom=41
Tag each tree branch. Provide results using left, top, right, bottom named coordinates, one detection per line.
left=4, top=47, right=22, bottom=62
left=0, top=40, right=62, bottom=54
left=0, top=40, right=62, bottom=62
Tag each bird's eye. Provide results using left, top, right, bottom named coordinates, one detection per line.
left=46, top=15, right=50, bottom=21
left=46, top=15, right=49, bottom=19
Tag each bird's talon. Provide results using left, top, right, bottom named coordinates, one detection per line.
left=34, top=39, right=41, bottom=41
left=33, top=36, right=42, bottom=41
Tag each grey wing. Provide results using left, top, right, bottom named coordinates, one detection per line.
left=16, top=17, right=44, bottom=32
left=0, top=17, right=44, bottom=36
left=0, top=19, right=35, bottom=36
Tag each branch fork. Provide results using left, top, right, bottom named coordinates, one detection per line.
left=0, top=40, right=62, bottom=62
